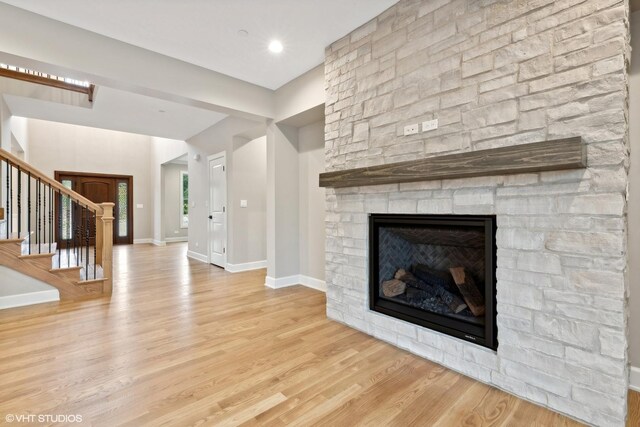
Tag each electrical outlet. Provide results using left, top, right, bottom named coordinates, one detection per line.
left=403, top=124, right=419, bottom=136
left=240, top=200, right=248, bottom=208
left=422, top=119, right=439, bottom=132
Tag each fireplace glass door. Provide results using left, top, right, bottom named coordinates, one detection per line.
left=369, top=214, right=497, bottom=349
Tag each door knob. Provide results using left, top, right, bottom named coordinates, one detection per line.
left=208, top=215, right=213, bottom=219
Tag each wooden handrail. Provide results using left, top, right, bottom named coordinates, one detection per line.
left=0, top=148, right=103, bottom=213
left=0, top=68, right=94, bottom=101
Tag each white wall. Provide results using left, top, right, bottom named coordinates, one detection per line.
left=0, top=97, right=10, bottom=151
left=10, top=116, right=28, bottom=159
left=298, top=121, right=326, bottom=280
left=26, top=119, right=154, bottom=240
left=628, top=11, right=640, bottom=371
left=231, top=136, right=267, bottom=264
left=163, top=163, right=188, bottom=240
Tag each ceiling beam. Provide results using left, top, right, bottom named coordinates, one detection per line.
left=0, top=2, right=275, bottom=121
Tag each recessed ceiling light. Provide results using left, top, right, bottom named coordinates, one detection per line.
left=158, top=109, right=166, bottom=113
left=268, top=40, right=283, bottom=54
left=238, top=29, right=249, bottom=37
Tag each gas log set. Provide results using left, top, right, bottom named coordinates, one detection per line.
left=380, top=264, right=485, bottom=317
left=381, top=263, right=485, bottom=323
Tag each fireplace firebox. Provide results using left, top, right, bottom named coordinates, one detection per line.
left=369, top=214, right=497, bottom=350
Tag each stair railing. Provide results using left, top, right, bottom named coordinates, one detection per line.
left=0, top=149, right=113, bottom=293
left=0, top=63, right=95, bottom=102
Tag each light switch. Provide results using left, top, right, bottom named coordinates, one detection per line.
left=240, top=200, right=248, bottom=208
left=136, top=204, right=143, bottom=209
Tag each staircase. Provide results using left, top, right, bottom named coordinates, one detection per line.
left=0, top=148, right=113, bottom=300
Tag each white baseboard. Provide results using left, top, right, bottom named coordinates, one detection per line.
left=0, top=289, right=60, bottom=310
left=299, top=275, right=327, bottom=292
left=133, top=238, right=153, bottom=244
left=265, top=275, right=300, bottom=289
left=165, top=237, right=188, bottom=243
left=631, top=366, right=640, bottom=392
left=187, top=250, right=208, bottom=263
left=134, top=238, right=178, bottom=246
left=226, top=260, right=267, bottom=273
left=265, top=274, right=326, bottom=292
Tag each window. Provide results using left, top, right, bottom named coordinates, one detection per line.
left=61, top=179, right=73, bottom=240
left=180, top=171, right=189, bottom=228
left=117, top=181, right=128, bottom=237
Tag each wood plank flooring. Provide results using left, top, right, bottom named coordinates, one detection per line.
left=0, top=243, right=637, bottom=426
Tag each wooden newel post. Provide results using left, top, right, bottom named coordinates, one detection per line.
left=98, top=202, right=114, bottom=294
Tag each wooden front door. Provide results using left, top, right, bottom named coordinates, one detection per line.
left=55, top=171, right=133, bottom=245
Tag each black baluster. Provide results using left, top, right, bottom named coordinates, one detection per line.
left=8, top=163, right=13, bottom=237
left=71, top=200, right=75, bottom=265
left=58, top=191, right=63, bottom=268
left=70, top=199, right=74, bottom=265
left=66, top=193, right=70, bottom=267
left=42, top=181, right=46, bottom=253
left=49, top=186, right=52, bottom=254
left=27, top=171, right=31, bottom=254
left=93, top=211, right=97, bottom=280
left=17, top=167, right=21, bottom=238
left=77, top=203, right=81, bottom=264
left=75, top=201, right=80, bottom=265
left=37, top=178, right=41, bottom=254
left=4, top=161, right=8, bottom=239
left=85, top=206, right=89, bottom=281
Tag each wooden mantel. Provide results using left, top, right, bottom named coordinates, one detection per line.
left=319, top=137, right=586, bottom=188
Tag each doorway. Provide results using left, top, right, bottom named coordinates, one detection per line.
left=55, top=171, right=134, bottom=245
left=208, top=152, right=227, bottom=267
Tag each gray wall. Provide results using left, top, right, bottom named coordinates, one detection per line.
left=150, top=137, right=188, bottom=244
left=232, top=136, right=267, bottom=264
left=629, top=11, right=640, bottom=370
left=186, top=116, right=265, bottom=263
left=266, top=123, right=300, bottom=278
left=298, top=120, right=326, bottom=280
left=0, top=98, right=10, bottom=215
left=163, top=163, right=188, bottom=240
left=26, top=119, right=154, bottom=240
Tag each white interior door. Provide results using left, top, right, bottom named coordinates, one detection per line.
left=209, top=153, right=226, bottom=267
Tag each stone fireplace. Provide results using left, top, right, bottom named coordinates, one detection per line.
left=322, top=0, right=630, bottom=426
left=370, top=214, right=497, bottom=349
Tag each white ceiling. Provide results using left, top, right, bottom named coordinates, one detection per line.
left=167, top=154, right=188, bottom=166
left=1, top=0, right=399, bottom=90
left=3, top=86, right=227, bottom=140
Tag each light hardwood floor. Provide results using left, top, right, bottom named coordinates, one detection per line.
left=0, top=243, right=638, bottom=426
